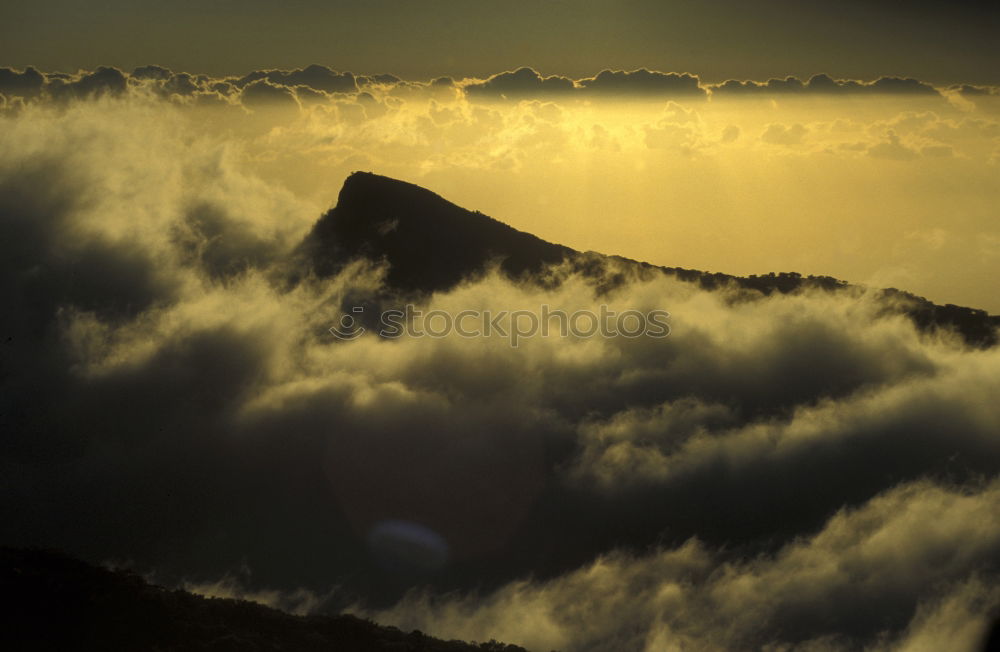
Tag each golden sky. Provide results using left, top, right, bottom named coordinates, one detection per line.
left=63, top=75, right=988, bottom=311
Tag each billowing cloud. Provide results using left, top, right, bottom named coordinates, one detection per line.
left=234, top=65, right=358, bottom=94
left=0, top=66, right=969, bottom=115
left=462, top=67, right=706, bottom=100
left=48, top=66, right=128, bottom=101
left=712, top=75, right=806, bottom=95
left=371, top=480, right=1000, bottom=651
left=240, top=78, right=300, bottom=110
left=712, top=74, right=941, bottom=97
left=131, top=64, right=173, bottom=81
left=463, top=67, right=577, bottom=99
left=955, top=84, right=1000, bottom=97
left=0, top=66, right=44, bottom=97
left=577, top=69, right=704, bottom=97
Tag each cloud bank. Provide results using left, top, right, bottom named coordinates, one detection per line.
left=4, top=64, right=996, bottom=110
left=374, top=480, right=1000, bottom=651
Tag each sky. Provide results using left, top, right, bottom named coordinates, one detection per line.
left=2, top=0, right=999, bottom=82
left=3, top=3, right=1000, bottom=651
left=10, top=63, right=997, bottom=310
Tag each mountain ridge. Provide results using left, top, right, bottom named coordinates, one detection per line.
left=0, top=547, right=531, bottom=652
left=299, top=171, right=1000, bottom=347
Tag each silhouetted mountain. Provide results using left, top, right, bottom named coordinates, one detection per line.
left=300, top=172, right=1000, bottom=347
left=0, top=548, right=530, bottom=652
left=300, top=172, right=573, bottom=292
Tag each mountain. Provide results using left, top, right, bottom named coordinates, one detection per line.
left=300, top=171, right=573, bottom=292
left=300, top=172, right=1000, bottom=347
left=0, top=547, right=530, bottom=652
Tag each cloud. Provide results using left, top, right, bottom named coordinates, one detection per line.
left=131, top=64, right=173, bottom=81
left=371, top=480, right=1000, bottom=651
left=463, top=67, right=576, bottom=99
left=719, top=124, right=741, bottom=142
left=0, top=67, right=963, bottom=116
left=47, top=66, right=128, bottom=101
left=234, top=65, right=358, bottom=95
left=0, top=66, right=44, bottom=97
left=761, top=122, right=808, bottom=145
left=577, top=69, right=705, bottom=97
left=240, top=79, right=301, bottom=110
left=712, top=75, right=805, bottom=95
left=281, top=64, right=358, bottom=94
left=808, top=74, right=940, bottom=96
left=162, top=72, right=201, bottom=96
left=868, top=76, right=942, bottom=95
left=867, top=129, right=921, bottom=160
left=712, top=74, right=941, bottom=98
left=463, top=68, right=706, bottom=101
left=643, top=105, right=704, bottom=151
left=644, top=122, right=700, bottom=151
left=359, top=73, right=403, bottom=87
left=955, top=84, right=999, bottom=97
left=183, top=573, right=330, bottom=617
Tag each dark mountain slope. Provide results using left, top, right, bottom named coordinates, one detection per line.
left=299, top=172, right=999, bottom=347
left=300, top=172, right=573, bottom=293
left=0, top=548, right=529, bottom=652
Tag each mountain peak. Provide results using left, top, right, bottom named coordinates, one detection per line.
left=336, top=171, right=445, bottom=213
left=302, top=172, right=573, bottom=292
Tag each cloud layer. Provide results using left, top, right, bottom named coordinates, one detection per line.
left=4, top=64, right=997, bottom=110
left=373, top=480, right=1000, bottom=651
